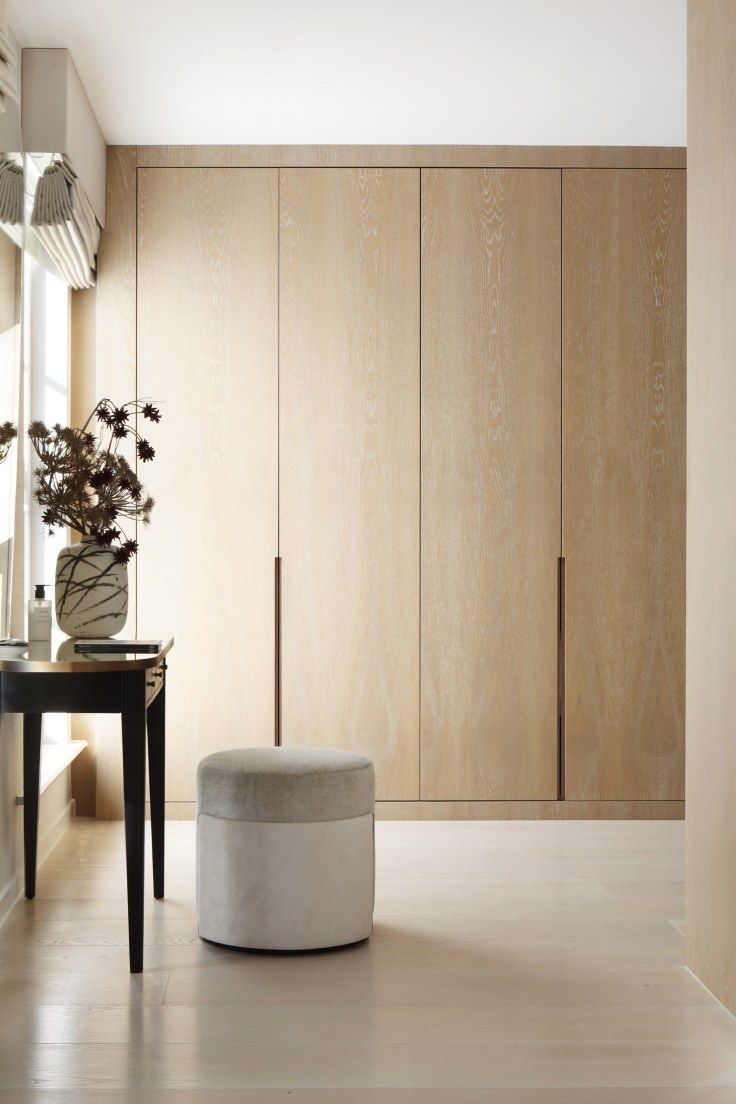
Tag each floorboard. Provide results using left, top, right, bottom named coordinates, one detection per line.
left=1, top=818, right=735, bottom=1100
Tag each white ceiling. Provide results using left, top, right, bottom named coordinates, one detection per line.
left=10, top=0, right=686, bottom=147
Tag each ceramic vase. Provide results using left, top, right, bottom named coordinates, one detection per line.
left=55, top=536, right=128, bottom=638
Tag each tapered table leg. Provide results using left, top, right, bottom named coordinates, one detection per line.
left=147, top=678, right=165, bottom=899
left=121, top=671, right=147, bottom=973
left=23, top=714, right=43, bottom=899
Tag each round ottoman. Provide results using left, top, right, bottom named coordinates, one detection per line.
left=196, top=747, right=375, bottom=950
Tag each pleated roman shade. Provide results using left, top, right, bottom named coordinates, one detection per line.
left=0, top=156, right=22, bottom=226
left=30, top=156, right=101, bottom=289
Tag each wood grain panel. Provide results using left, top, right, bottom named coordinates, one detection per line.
left=71, top=147, right=138, bottom=819
left=421, top=169, right=561, bottom=800
left=137, top=168, right=278, bottom=802
left=135, top=145, right=686, bottom=169
left=686, top=0, right=736, bottom=1014
left=69, top=288, right=98, bottom=816
left=563, top=168, right=686, bottom=801
left=279, top=168, right=419, bottom=799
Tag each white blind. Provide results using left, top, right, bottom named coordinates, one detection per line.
left=30, top=156, right=101, bottom=290
left=0, top=156, right=21, bottom=226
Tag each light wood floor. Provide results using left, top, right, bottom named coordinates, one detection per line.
left=1, top=818, right=736, bottom=1102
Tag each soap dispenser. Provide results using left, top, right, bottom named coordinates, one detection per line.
left=28, top=584, right=52, bottom=642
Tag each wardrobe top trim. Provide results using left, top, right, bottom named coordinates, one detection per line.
left=126, top=145, right=686, bottom=170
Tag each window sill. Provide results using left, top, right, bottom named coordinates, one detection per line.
left=16, top=740, right=88, bottom=804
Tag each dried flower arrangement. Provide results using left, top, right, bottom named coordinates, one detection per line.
left=0, top=420, right=17, bottom=464
left=28, top=399, right=161, bottom=564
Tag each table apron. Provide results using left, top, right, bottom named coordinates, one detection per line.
left=0, top=671, right=124, bottom=713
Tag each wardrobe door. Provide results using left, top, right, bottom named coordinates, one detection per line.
left=421, top=169, right=561, bottom=800
left=137, top=168, right=278, bottom=802
left=563, top=169, right=686, bottom=800
left=280, top=168, right=420, bottom=799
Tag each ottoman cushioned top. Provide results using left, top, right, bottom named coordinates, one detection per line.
left=196, top=747, right=375, bottom=823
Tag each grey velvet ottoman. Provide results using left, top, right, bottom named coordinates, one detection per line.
left=196, top=747, right=375, bottom=950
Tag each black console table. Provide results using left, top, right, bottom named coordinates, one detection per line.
left=0, top=636, right=174, bottom=973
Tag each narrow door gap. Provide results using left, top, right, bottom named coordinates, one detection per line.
left=276, top=170, right=282, bottom=747
left=418, top=168, right=422, bottom=801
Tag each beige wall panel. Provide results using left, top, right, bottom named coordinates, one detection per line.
left=421, top=169, right=561, bottom=800
left=563, top=168, right=686, bottom=801
left=279, top=168, right=420, bottom=799
left=74, top=146, right=138, bottom=819
left=686, top=0, right=736, bottom=1014
left=69, top=286, right=97, bottom=816
left=137, top=168, right=278, bottom=802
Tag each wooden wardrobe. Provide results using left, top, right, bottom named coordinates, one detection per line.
left=137, top=168, right=279, bottom=803
left=118, top=149, right=687, bottom=818
left=421, top=168, right=561, bottom=802
left=562, top=169, right=686, bottom=801
left=279, top=168, right=420, bottom=799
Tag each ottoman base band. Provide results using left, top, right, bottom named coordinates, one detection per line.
left=196, top=811, right=375, bottom=951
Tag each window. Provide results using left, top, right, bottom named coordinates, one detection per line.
left=22, top=250, right=70, bottom=745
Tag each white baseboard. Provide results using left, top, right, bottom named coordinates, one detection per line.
left=0, top=794, right=75, bottom=930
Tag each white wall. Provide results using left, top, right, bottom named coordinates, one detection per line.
left=10, top=0, right=686, bottom=146
left=0, top=342, right=73, bottom=930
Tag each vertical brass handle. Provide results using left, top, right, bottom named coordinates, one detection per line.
left=275, top=556, right=282, bottom=747
left=557, top=555, right=566, bottom=800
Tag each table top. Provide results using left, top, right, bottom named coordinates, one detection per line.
left=0, top=636, right=174, bottom=674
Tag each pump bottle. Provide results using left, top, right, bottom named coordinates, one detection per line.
left=28, top=584, right=52, bottom=643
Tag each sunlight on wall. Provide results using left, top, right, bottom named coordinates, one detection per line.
left=23, top=253, right=70, bottom=744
